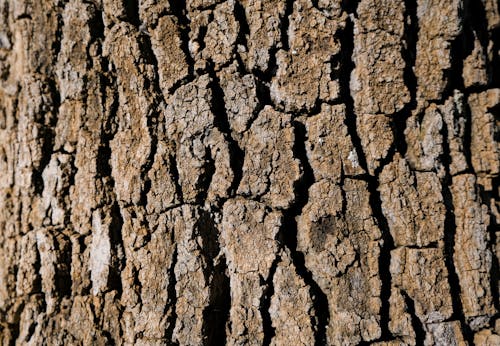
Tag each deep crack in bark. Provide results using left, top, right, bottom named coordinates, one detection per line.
left=280, top=120, right=330, bottom=346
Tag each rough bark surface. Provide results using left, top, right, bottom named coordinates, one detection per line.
left=0, top=0, right=499, bottom=345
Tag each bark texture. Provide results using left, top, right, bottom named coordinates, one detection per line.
left=0, top=0, right=499, bottom=345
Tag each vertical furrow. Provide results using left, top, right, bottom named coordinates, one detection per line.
left=281, top=120, right=330, bottom=346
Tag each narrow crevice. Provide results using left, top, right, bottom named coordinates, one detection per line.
left=465, top=0, right=491, bottom=86
left=194, top=205, right=220, bottom=276
left=486, top=186, right=500, bottom=317
left=336, top=12, right=368, bottom=173
left=89, top=5, right=105, bottom=41
left=392, top=0, right=419, bottom=158
left=304, top=98, right=323, bottom=117
left=32, top=242, right=42, bottom=294
left=195, top=22, right=209, bottom=56
left=138, top=111, right=158, bottom=208
left=198, top=211, right=229, bottom=345
left=46, top=77, right=61, bottom=126
left=333, top=251, right=360, bottom=278
left=358, top=6, right=419, bottom=337
left=251, top=57, right=276, bottom=112
left=168, top=0, right=195, bottom=77
left=32, top=126, right=54, bottom=195
left=476, top=174, right=500, bottom=326
left=253, top=52, right=277, bottom=85
left=255, top=78, right=273, bottom=110
left=128, top=25, right=177, bottom=210
left=250, top=38, right=282, bottom=110
left=207, top=65, right=244, bottom=197
left=165, top=247, right=180, bottom=345
left=135, top=32, right=164, bottom=209
left=53, top=232, right=72, bottom=298
left=339, top=170, right=348, bottom=215
left=452, top=95, right=474, bottom=186
left=196, top=146, right=216, bottom=205
left=123, top=0, right=140, bottom=27
left=260, top=256, right=279, bottom=346
left=97, top=72, right=119, bottom=190
left=187, top=1, right=221, bottom=12
left=401, top=291, right=426, bottom=344
left=102, top=331, right=116, bottom=346
left=77, top=235, right=90, bottom=297
left=160, top=5, right=197, bottom=93
left=89, top=299, right=103, bottom=332
left=15, top=13, right=32, bottom=20
left=251, top=0, right=291, bottom=85
left=366, top=175, right=395, bottom=341
left=96, top=141, right=113, bottom=180
left=455, top=90, right=475, bottom=178
left=98, top=71, right=126, bottom=302
left=32, top=77, right=61, bottom=195
left=341, top=0, right=360, bottom=15
left=98, top=83, right=120, bottom=206
left=108, top=202, right=125, bottom=297
left=280, top=0, right=294, bottom=51
left=86, top=8, right=104, bottom=70
left=168, top=153, right=184, bottom=204
left=233, top=1, right=249, bottom=60
left=443, top=1, right=469, bottom=99
left=7, top=321, right=20, bottom=346
left=404, top=242, right=439, bottom=249
left=51, top=7, right=63, bottom=61
left=25, top=321, right=37, bottom=343
left=203, top=255, right=231, bottom=346
left=60, top=157, right=77, bottom=228
left=280, top=120, right=330, bottom=346
left=489, top=26, right=500, bottom=88
left=131, top=266, right=143, bottom=307
left=440, top=120, right=475, bottom=343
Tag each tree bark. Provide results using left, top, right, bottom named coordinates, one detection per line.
left=0, top=0, right=499, bottom=345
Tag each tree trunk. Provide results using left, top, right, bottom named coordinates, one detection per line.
left=0, top=0, right=499, bottom=344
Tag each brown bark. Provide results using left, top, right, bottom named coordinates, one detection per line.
left=0, top=0, right=499, bottom=345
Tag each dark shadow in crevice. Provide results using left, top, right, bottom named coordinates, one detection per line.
left=261, top=257, right=279, bottom=346
left=280, top=120, right=330, bottom=346
left=477, top=174, right=500, bottom=322
left=53, top=232, right=72, bottom=298
left=52, top=9, right=63, bottom=60
left=165, top=248, right=180, bottom=345
left=32, top=126, right=54, bottom=195
left=123, top=0, right=140, bottom=27
left=489, top=26, right=500, bottom=88
left=336, top=13, right=368, bottom=173
left=401, top=290, right=426, bottom=344
left=465, top=0, right=492, bottom=87
left=203, top=255, right=231, bottom=346
left=8, top=321, right=20, bottom=346
left=341, top=0, right=360, bottom=16
left=168, top=153, right=184, bottom=204
left=280, top=0, right=295, bottom=51
left=367, top=174, right=395, bottom=341
left=392, top=0, right=419, bottom=158
left=207, top=63, right=244, bottom=197
left=108, top=201, right=125, bottom=296
left=440, top=116, right=475, bottom=344
left=198, top=211, right=231, bottom=346
left=234, top=1, right=249, bottom=57
left=169, top=0, right=195, bottom=77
